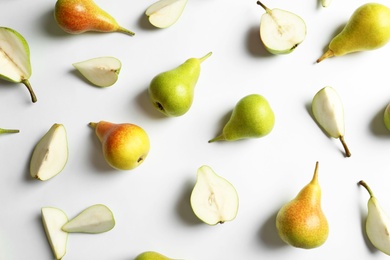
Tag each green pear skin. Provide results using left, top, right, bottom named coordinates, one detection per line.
left=148, top=52, right=212, bottom=117
left=134, top=251, right=174, bottom=260
left=384, top=103, right=390, bottom=131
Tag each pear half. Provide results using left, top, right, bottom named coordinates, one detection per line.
left=145, top=0, right=188, bottom=28
left=30, top=124, right=68, bottom=181
left=190, top=165, right=239, bottom=225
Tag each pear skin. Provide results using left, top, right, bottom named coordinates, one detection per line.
left=134, top=251, right=176, bottom=260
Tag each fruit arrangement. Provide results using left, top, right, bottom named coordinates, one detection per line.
left=2, top=0, right=390, bottom=259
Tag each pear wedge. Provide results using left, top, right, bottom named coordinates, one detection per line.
left=62, top=204, right=115, bottom=233
left=73, top=57, right=121, bottom=87
left=0, top=27, right=37, bottom=102
left=145, top=0, right=188, bottom=28
left=30, top=124, right=68, bottom=181
left=41, top=207, right=68, bottom=260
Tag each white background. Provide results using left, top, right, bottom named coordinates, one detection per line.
left=1, top=0, right=390, bottom=259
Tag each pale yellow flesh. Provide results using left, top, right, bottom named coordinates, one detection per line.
left=146, top=0, right=188, bottom=28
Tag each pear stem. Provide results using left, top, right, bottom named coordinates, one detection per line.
left=199, top=52, right=212, bottom=63
left=208, top=134, right=225, bottom=143
left=89, top=122, right=98, bottom=128
left=311, top=161, right=319, bottom=184
left=358, top=180, right=374, bottom=198
left=117, top=27, right=135, bottom=36
left=317, top=49, right=334, bottom=63
left=339, top=136, right=351, bottom=157
left=22, top=79, right=37, bottom=103
left=256, top=1, right=270, bottom=11
left=0, top=128, right=19, bottom=134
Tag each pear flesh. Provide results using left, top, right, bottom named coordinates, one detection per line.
left=190, top=165, right=239, bottom=225
left=73, top=57, right=121, bottom=87
left=0, top=27, right=37, bottom=102
left=135, top=251, right=176, bottom=260
left=30, top=124, right=68, bottom=181
left=146, top=0, right=188, bottom=28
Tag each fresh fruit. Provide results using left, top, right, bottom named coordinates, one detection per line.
left=276, top=162, right=329, bottom=249
left=0, top=128, right=19, bottom=134
left=54, top=0, right=135, bottom=36
left=321, top=0, right=331, bottom=7
left=89, top=121, right=150, bottom=170
left=317, top=3, right=390, bottom=62
left=0, top=27, right=37, bottom=103
left=209, top=94, right=275, bottom=142
left=148, top=52, right=212, bottom=117
left=257, top=1, right=306, bottom=54
left=190, top=165, right=239, bottom=225
left=358, top=180, right=390, bottom=255
left=30, top=124, right=68, bottom=181
left=145, top=0, right=188, bottom=28
left=384, top=103, right=390, bottom=131
left=73, top=56, right=121, bottom=87
left=134, top=251, right=176, bottom=260
left=41, top=207, right=69, bottom=260
left=311, top=86, right=351, bottom=157
left=62, top=204, right=115, bottom=234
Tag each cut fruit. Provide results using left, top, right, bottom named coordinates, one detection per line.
left=145, top=0, right=188, bottom=28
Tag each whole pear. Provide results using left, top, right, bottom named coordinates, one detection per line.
left=209, top=94, right=275, bottom=142
left=317, top=3, right=390, bottom=62
left=276, top=162, right=329, bottom=249
left=134, top=251, right=177, bottom=260
left=54, top=0, right=135, bottom=36
left=148, top=52, right=212, bottom=117
left=89, top=121, right=150, bottom=170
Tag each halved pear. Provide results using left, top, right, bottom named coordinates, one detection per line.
left=0, top=27, right=37, bottom=102
left=73, top=57, right=121, bottom=87
left=41, top=207, right=68, bottom=260
left=190, top=165, right=239, bottom=225
left=145, top=0, right=188, bottom=28
left=257, top=1, right=307, bottom=54
left=62, top=204, right=115, bottom=233
left=30, top=124, right=68, bottom=181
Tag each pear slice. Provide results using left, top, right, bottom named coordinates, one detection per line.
left=73, top=57, right=121, bottom=87
left=190, top=165, right=239, bottom=225
left=312, top=86, right=351, bottom=157
left=257, top=1, right=306, bottom=54
left=30, top=124, right=68, bottom=181
left=41, top=207, right=68, bottom=260
left=145, top=0, right=188, bottom=28
left=62, top=204, right=115, bottom=233
left=0, top=27, right=37, bottom=102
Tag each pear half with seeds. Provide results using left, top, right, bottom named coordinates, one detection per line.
left=145, top=0, right=188, bottom=28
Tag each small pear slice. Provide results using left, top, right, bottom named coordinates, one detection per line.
left=145, top=0, right=188, bottom=28
left=73, top=57, right=121, bottom=87
left=62, top=204, right=115, bottom=233
left=312, top=86, right=351, bottom=157
left=0, top=27, right=37, bottom=102
left=30, top=124, right=68, bottom=181
left=190, top=165, right=239, bottom=225
left=41, top=207, right=68, bottom=260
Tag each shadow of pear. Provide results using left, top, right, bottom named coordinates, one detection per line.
left=258, top=209, right=287, bottom=248
left=175, top=178, right=204, bottom=226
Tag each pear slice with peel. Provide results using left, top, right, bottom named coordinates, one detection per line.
left=0, top=27, right=37, bottom=102
left=190, top=165, right=239, bottom=225
left=145, top=0, right=188, bottom=28
left=62, top=204, right=115, bottom=233
left=41, top=207, right=68, bottom=260
left=30, top=124, right=68, bottom=181
left=73, top=57, right=121, bottom=87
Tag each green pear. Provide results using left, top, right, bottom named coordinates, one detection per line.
left=384, top=103, right=390, bottom=131
left=148, top=52, right=212, bottom=117
left=134, top=251, right=178, bottom=260
left=317, top=3, right=390, bottom=62
left=0, top=128, right=19, bottom=134
left=209, top=94, right=275, bottom=142
left=276, top=162, right=329, bottom=249
left=0, top=27, right=37, bottom=103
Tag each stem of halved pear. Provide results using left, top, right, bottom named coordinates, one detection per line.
left=198, top=52, right=212, bottom=63
left=317, top=49, right=334, bottom=63
left=0, top=128, right=19, bottom=134
left=358, top=180, right=374, bottom=198
left=21, top=79, right=37, bottom=103
left=117, top=27, right=135, bottom=36
left=339, top=136, right=351, bottom=157
left=256, top=1, right=270, bottom=12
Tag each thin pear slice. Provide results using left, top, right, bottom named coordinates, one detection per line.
left=190, top=165, right=239, bottom=225
left=73, top=57, right=121, bottom=87
left=30, top=124, right=68, bottom=181
left=145, top=0, right=188, bottom=28
left=62, top=204, right=115, bottom=233
left=312, top=86, right=351, bottom=157
left=358, top=180, right=390, bottom=255
left=41, top=207, right=68, bottom=260
left=0, top=27, right=37, bottom=102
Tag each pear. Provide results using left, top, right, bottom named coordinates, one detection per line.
left=317, top=3, right=390, bottom=62
left=148, top=52, right=212, bottom=117
left=73, top=57, right=121, bottom=87
left=0, top=128, right=19, bottom=134
left=145, top=0, right=188, bottom=28
left=276, top=162, right=329, bottom=249
left=89, top=121, right=150, bottom=170
left=257, top=1, right=306, bottom=54
left=41, top=207, right=69, bottom=260
left=62, top=204, right=115, bottom=233
left=134, top=251, right=177, bottom=260
left=0, top=27, right=37, bottom=103
left=209, top=94, right=275, bottom=142
left=358, top=180, right=390, bottom=255
left=384, top=103, right=390, bottom=131
left=30, top=124, right=68, bottom=181
left=190, top=165, right=239, bottom=225
left=54, top=0, right=135, bottom=36
left=311, top=86, right=351, bottom=157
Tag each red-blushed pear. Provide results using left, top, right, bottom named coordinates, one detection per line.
left=89, top=121, right=150, bottom=170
